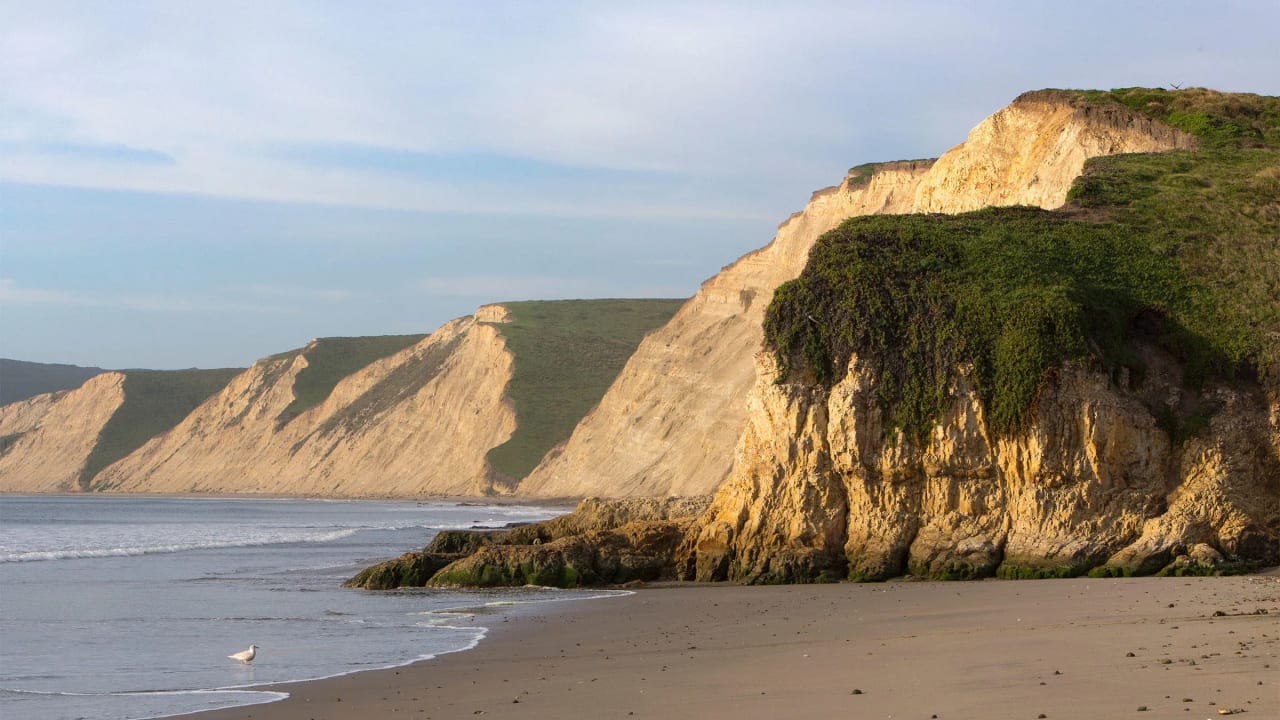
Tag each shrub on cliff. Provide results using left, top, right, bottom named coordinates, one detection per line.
left=765, top=90, right=1279, bottom=442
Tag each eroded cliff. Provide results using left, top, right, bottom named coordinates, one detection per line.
left=687, top=353, right=1280, bottom=582
left=0, top=373, right=125, bottom=492
left=93, top=313, right=518, bottom=496
left=519, top=92, right=1195, bottom=498
left=351, top=88, right=1278, bottom=587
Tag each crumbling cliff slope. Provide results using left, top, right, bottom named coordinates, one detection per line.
left=520, top=92, right=1195, bottom=498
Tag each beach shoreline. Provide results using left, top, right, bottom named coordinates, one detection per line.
left=175, top=574, right=1279, bottom=720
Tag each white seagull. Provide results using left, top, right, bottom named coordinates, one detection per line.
left=228, top=644, right=258, bottom=664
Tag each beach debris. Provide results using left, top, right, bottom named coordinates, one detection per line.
left=227, top=644, right=258, bottom=663
left=1137, top=706, right=1148, bottom=711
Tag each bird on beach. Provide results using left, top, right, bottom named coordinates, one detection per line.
left=228, top=644, right=258, bottom=663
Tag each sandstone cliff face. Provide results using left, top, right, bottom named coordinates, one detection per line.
left=519, top=95, right=1194, bottom=498
left=0, top=373, right=126, bottom=492
left=91, top=310, right=517, bottom=497
left=686, top=353, right=1280, bottom=582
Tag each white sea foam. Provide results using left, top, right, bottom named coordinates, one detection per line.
left=0, top=527, right=365, bottom=563
left=0, top=496, right=590, bottom=720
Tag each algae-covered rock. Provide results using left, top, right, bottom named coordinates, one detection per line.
left=343, top=550, right=465, bottom=590
left=428, top=520, right=693, bottom=588
left=346, top=496, right=711, bottom=589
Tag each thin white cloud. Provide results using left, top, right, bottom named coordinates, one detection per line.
left=235, top=284, right=357, bottom=303
left=0, top=278, right=79, bottom=305
left=416, top=274, right=685, bottom=301
left=0, top=278, right=283, bottom=315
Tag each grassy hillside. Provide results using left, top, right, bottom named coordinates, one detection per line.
left=765, top=88, right=1279, bottom=442
left=0, top=359, right=105, bottom=405
left=484, top=299, right=685, bottom=482
left=310, top=334, right=463, bottom=440
left=81, top=368, right=242, bottom=488
left=274, top=334, right=426, bottom=425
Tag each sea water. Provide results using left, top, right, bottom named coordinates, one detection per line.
left=0, top=495, right=609, bottom=720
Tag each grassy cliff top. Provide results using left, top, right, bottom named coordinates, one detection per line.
left=83, top=368, right=243, bottom=488
left=1024, top=86, right=1280, bottom=148
left=274, top=334, right=427, bottom=425
left=766, top=88, right=1279, bottom=441
left=484, top=298, right=686, bottom=483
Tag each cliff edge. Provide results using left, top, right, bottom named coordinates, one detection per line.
left=519, top=90, right=1195, bottom=498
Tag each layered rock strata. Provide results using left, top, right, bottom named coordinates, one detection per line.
left=686, top=353, right=1280, bottom=582
left=519, top=93, right=1195, bottom=498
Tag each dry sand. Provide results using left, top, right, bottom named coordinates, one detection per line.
left=181, top=575, right=1279, bottom=720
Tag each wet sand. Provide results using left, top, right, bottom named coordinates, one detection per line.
left=181, top=575, right=1279, bottom=720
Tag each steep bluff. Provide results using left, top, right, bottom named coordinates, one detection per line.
left=519, top=92, right=1195, bottom=498
left=346, top=88, right=1277, bottom=588
left=687, top=89, right=1280, bottom=581
left=93, top=312, right=517, bottom=496
left=0, top=373, right=126, bottom=492
left=687, top=353, right=1280, bottom=582
left=0, top=300, right=680, bottom=497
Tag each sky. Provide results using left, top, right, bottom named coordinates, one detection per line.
left=2, top=1, right=1278, bottom=369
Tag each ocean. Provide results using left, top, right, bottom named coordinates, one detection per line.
left=0, top=495, right=611, bottom=720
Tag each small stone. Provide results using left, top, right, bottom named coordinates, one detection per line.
left=1213, top=610, right=1227, bottom=617
left=1126, top=652, right=1136, bottom=657
left=1038, top=715, right=1048, bottom=719
left=851, top=689, right=863, bottom=695
left=1053, top=670, right=1061, bottom=675
left=1182, top=698, right=1194, bottom=703
left=1137, top=706, right=1148, bottom=712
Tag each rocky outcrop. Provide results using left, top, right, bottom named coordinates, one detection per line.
left=0, top=373, right=126, bottom=492
left=519, top=94, right=1195, bottom=499
left=346, top=495, right=710, bottom=589
left=91, top=311, right=518, bottom=496
left=684, top=352, right=1280, bottom=582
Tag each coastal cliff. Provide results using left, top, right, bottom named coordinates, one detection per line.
left=687, top=354, right=1279, bottom=582
left=350, top=88, right=1279, bottom=586
left=1, top=299, right=680, bottom=496
left=0, top=373, right=126, bottom=492
left=93, top=314, right=515, bottom=496
left=518, top=91, right=1195, bottom=498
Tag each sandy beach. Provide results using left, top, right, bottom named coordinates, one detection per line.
left=182, top=575, right=1279, bottom=720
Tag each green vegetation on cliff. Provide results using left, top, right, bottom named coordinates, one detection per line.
left=765, top=88, right=1279, bottom=441
left=275, top=334, right=426, bottom=425
left=483, top=299, right=685, bottom=482
left=82, top=369, right=242, bottom=488
left=1049, top=86, right=1280, bottom=148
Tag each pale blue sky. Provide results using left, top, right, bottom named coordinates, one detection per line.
left=2, top=1, right=1278, bottom=369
